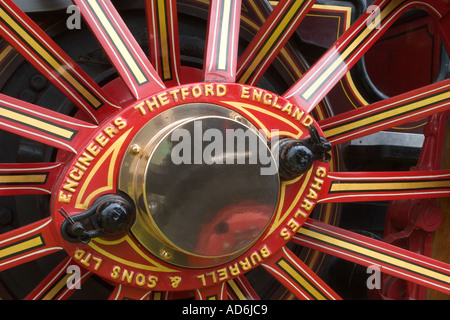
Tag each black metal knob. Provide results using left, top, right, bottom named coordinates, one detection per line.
left=277, top=125, right=331, bottom=179
left=60, top=193, right=135, bottom=243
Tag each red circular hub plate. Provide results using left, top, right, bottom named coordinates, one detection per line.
left=51, top=82, right=329, bottom=291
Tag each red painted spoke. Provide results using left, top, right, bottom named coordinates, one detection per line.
left=0, top=218, right=62, bottom=272
left=236, top=0, right=314, bottom=86
left=227, top=276, right=260, bottom=300
left=262, top=247, right=341, bottom=300
left=0, top=162, right=63, bottom=196
left=108, top=284, right=151, bottom=300
left=146, top=0, right=181, bottom=86
left=26, top=257, right=92, bottom=300
left=149, top=291, right=169, bottom=300
left=320, top=170, right=450, bottom=203
left=283, top=0, right=444, bottom=113
left=0, top=93, right=97, bottom=153
left=195, top=282, right=228, bottom=300
left=0, top=0, right=119, bottom=123
left=319, top=78, right=450, bottom=146
left=203, top=0, right=242, bottom=82
left=293, top=219, right=450, bottom=295
left=150, top=291, right=191, bottom=300
left=75, top=0, right=166, bottom=100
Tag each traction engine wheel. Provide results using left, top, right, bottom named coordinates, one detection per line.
left=0, top=0, right=449, bottom=300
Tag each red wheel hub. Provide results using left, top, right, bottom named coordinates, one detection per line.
left=52, top=82, right=329, bottom=291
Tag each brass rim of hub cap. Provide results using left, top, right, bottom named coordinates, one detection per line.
left=119, top=103, right=280, bottom=268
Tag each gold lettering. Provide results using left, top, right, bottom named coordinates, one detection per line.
left=316, top=166, right=327, bottom=178
left=294, top=209, right=307, bottom=219
left=69, top=169, right=83, bottom=181
left=263, top=93, right=272, bottom=105
left=86, top=142, right=101, bottom=157
left=74, top=162, right=87, bottom=172
left=58, top=191, right=72, bottom=203
left=135, top=273, right=146, bottom=286
left=282, top=103, right=293, bottom=114
left=306, top=188, right=318, bottom=200
left=311, top=177, right=324, bottom=191
left=170, top=276, right=182, bottom=289
left=239, top=258, right=252, bottom=271
left=157, top=92, right=170, bottom=106
left=287, top=218, right=301, bottom=233
left=260, top=245, right=271, bottom=258
left=206, top=271, right=217, bottom=283
left=252, top=89, right=263, bottom=102
left=63, top=178, right=78, bottom=193
left=181, top=87, right=190, bottom=100
left=241, top=86, right=250, bottom=99
left=78, top=152, right=94, bottom=168
left=92, top=256, right=102, bottom=270
left=204, top=85, right=214, bottom=96
left=147, top=275, right=158, bottom=288
left=74, top=250, right=85, bottom=260
left=229, top=263, right=240, bottom=276
left=114, top=117, right=127, bottom=130
left=169, top=89, right=180, bottom=101
left=250, top=252, right=261, bottom=265
left=217, top=84, right=227, bottom=96
left=95, top=133, right=109, bottom=147
left=121, top=269, right=134, bottom=283
left=104, top=126, right=118, bottom=139
left=134, top=102, right=146, bottom=115
left=192, top=86, right=202, bottom=98
left=280, top=228, right=290, bottom=240
left=111, top=266, right=121, bottom=279
left=292, top=107, right=304, bottom=121
left=217, top=268, right=228, bottom=281
left=197, top=274, right=206, bottom=286
left=302, top=115, right=314, bottom=127
left=301, top=199, right=314, bottom=212
left=272, top=96, right=283, bottom=109
left=146, top=96, right=160, bottom=111
left=80, top=253, right=91, bottom=267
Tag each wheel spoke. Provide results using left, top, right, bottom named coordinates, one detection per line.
left=75, top=0, right=166, bottom=100
left=0, top=162, right=63, bottom=196
left=195, top=282, right=228, bottom=300
left=0, top=0, right=119, bottom=123
left=203, top=0, right=242, bottom=82
left=26, top=257, right=91, bottom=300
left=108, top=284, right=151, bottom=300
left=283, top=0, right=432, bottom=113
left=0, top=218, right=62, bottom=272
left=319, top=79, right=450, bottom=146
left=227, top=276, right=260, bottom=300
left=0, top=93, right=97, bottom=153
left=262, top=247, right=341, bottom=300
left=320, top=170, right=450, bottom=203
left=236, top=0, right=315, bottom=86
left=146, top=0, right=181, bottom=85
left=293, top=219, right=450, bottom=295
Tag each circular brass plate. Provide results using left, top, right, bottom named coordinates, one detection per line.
left=119, top=103, right=280, bottom=268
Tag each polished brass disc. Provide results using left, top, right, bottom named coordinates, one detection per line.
left=119, top=104, right=279, bottom=268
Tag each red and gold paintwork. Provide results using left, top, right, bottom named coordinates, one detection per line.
left=51, top=81, right=332, bottom=295
left=0, top=0, right=449, bottom=300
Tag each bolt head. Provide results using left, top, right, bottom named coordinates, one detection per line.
left=130, top=144, right=141, bottom=154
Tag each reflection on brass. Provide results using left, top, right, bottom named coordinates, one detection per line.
left=119, top=103, right=279, bottom=268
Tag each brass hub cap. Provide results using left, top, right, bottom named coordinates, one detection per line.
left=119, top=103, right=280, bottom=268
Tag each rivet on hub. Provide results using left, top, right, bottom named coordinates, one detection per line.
left=160, top=249, right=173, bottom=260
left=130, top=144, right=141, bottom=155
